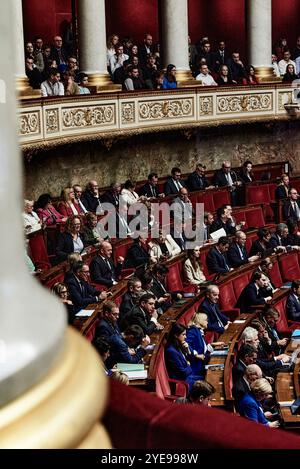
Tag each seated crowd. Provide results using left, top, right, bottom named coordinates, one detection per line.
left=24, top=33, right=300, bottom=95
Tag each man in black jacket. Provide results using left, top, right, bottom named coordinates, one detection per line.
left=164, top=167, right=186, bottom=196
left=236, top=271, right=272, bottom=314
left=228, top=231, right=260, bottom=267
left=186, top=164, right=211, bottom=192
left=139, top=172, right=164, bottom=199
left=213, top=161, right=242, bottom=205
left=206, top=236, right=232, bottom=275
left=286, top=280, right=300, bottom=322
left=125, top=293, right=164, bottom=335
left=90, top=241, right=123, bottom=287
left=119, top=277, right=142, bottom=327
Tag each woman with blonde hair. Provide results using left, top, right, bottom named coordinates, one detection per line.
left=239, top=378, right=280, bottom=427
left=51, top=282, right=75, bottom=324
left=186, top=312, right=225, bottom=375
left=57, top=187, right=82, bottom=217
left=55, top=215, right=85, bottom=262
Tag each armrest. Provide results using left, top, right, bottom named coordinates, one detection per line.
left=168, top=378, right=189, bottom=398
left=221, top=308, right=240, bottom=321
left=120, top=268, right=135, bottom=279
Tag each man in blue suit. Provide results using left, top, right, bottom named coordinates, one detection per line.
left=228, top=231, right=260, bottom=267
left=236, top=271, right=272, bottom=314
left=206, top=236, right=232, bottom=275
left=286, top=280, right=300, bottom=321
left=200, top=284, right=230, bottom=334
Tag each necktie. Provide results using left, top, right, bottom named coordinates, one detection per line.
left=151, top=186, right=155, bottom=197
left=213, top=304, right=224, bottom=328
left=293, top=202, right=300, bottom=219
left=223, top=255, right=230, bottom=271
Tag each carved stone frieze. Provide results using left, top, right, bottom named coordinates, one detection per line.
left=121, top=102, right=135, bottom=124
left=46, top=108, right=59, bottom=133
left=62, top=105, right=115, bottom=129
left=19, top=111, right=40, bottom=135
left=139, top=98, right=193, bottom=121
left=217, top=93, right=272, bottom=114
left=278, top=91, right=293, bottom=110
left=199, top=96, right=213, bottom=116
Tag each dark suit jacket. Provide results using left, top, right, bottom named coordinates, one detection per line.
left=227, top=242, right=249, bottom=267
left=236, top=282, right=266, bottom=314
left=138, top=44, right=154, bottom=68
left=200, top=297, right=229, bottom=334
left=210, top=218, right=236, bottom=236
left=213, top=169, right=240, bottom=187
left=108, top=332, right=146, bottom=367
left=269, top=233, right=288, bottom=249
left=232, top=359, right=246, bottom=383
left=55, top=232, right=85, bottom=262
left=249, top=240, right=273, bottom=257
left=139, top=182, right=159, bottom=198
left=96, top=317, right=122, bottom=341
left=286, top=293, right=300, bottom=321
left=239, top=170, right=254, bottom=184
left=101, top=190, right=119, bottom=207
left=165, top=344, right=201, bottom=390
left=164, top=177, right=186, bottom=196
left=124, top=242, right=149, bottom=268
left=119, top=292, right=136, bottom=329
left=186, top=172, right=209, bottom=192
left=65, top=273, right=99, bottom=313
left=81, top=190, right=101, bottom=213
left=283, top=199, right=300, bottom=222
left=214, top=49, right=230, bottom=71
left=206, top=246, right=231, bottom=274
left=90, top=255, right=122, bottom=287
left=232, top=377, right=251, bottom=402
left=275, top=185, right=289, bottom=200
left=125, top=305, right=157, bottom=335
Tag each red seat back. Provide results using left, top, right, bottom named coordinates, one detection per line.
left=274, top=296, right=289, bottom=333
left=155, top=347, right=171, bottom=399
left=268, top=262, right=282, bottom=288
left=245, top=232, right=257, bottom=253
left=234, top=209, right=248, bottom=230
left=113, top=238, right=133, bottom=263
left=212, top=189, right=230, bottom=210
left=28, top=232, right=51, bottom=270
left=246, top=185, right=270, bottom=205
left=279, top=252, right=300, bottom=282
left=245, top=207, right=265, bottom=229
left=166, top=262, right=183, bottom=292
left=233, top=273, right=250, bottom=299
left=218, top=282, right=237, bottom=310
left=84, top=319, right=99, bottom=342
left=197, top=191, right=215, bottom=212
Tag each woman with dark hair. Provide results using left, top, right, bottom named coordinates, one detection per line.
left=55, top=215, right=86, bottom=262
left=249, top=228, right=273, bottom=257
left=239, top=160, right=255, bottom=183
left=165, top=323, right=203, bottom=390
left=82, top=212, right=104, bottom=246
left=282, top=63, right=299, bottom=83
left=162, top=64, right=177, bottom=89
left=183, top=246, right=206, bottom=289
left=120, top=180, right=143, bottom=206
left=35, top=193, right=66, bottom=226
left=51, top=282, right=76, bottom=324
left=242, top=65, right=259, bottom=85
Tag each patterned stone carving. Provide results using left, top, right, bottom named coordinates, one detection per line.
left=278, top=91, right=293, bottom=110
left=121, top=102, right=135, bottom=124
left=62, top=105, right=115, bottom=129
left=46, top=108, right=59, bottom=133
left=139, top=99, right=193, bottom=121
left=19, top=111, right=40, bottom=135
left=199, top=96, right=213, bottom=116
left=217, top=93, right=272, bottom=113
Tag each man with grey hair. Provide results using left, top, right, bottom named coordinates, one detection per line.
left=213, top=160, right=242, bottom=205
left=233, top=363, right=263, bottom=403
left=90, top=240, right=124, bottom=287
left=101, top=182, right=122, bottom=208
left=200, top=284, right=230, bottom=334
left=270, top=223, right=300, bottom=252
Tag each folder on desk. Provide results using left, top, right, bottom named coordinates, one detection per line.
left=116, top=363, right=147, bottom=380
left=75, top=309, right=95, bottom=317
left=291, top=329, right=300, bottom=339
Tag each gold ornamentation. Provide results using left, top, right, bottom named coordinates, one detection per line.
left=46, top=108, right=59, bottom=133
left=62, top=105, right=115, bottom=129
left=139, top=99, right=193, bottom=121
left=217, top=93, right=272, bottom=113
left=278, top=91, right=293, bottom=110
left=121, top=102, right=135, bottom=124
left=19, top=111, right=40, bottom=135
left=199, top=96, right=213, bottom=116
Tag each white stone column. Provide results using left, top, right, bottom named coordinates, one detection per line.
left=160, top=0, right=194, bottom=85
left=246, top=0, right=276, bottom=81
left=78, top=0, right=119, bottom=91
left=11, top=0, right=35, bottom=95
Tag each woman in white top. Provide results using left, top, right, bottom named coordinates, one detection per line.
left=23, top=199, right=41, bottom=234
left=120, top=180, right=145, bottom=206
left=183, top=246, right=206, bottom=288
left=149, top=231, right=181, bottom=263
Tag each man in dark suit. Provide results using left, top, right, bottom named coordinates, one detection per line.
left=286, top=280, right=300, bottom=321
left=139, top=172, right=164, bottom=199
left=95, top=300, right=122, bottom=341
left=186, top=163, right=210, bottom=192
left=269, top=223, right=295, bottom=252
left=108, top=325, right=150, bottom=368
left=226, top=52, right=246, bottom=82
left=236, top=271, right=272, bottom=314
left=138, top=33, right=154, bottom=68
left=275, top=174, right=290, bottom=200
left=210, top=206, right=236, bottom=236
left=232, top=363, right=263, bottom=403
left=260, top=308, right=288, bottom=355
left=90, top=240, right=123, bottom=287
left=119, top=277, right=142, bottom=329
left=200, top=284, right=230, bottom=334
left=283, top=188, right=300, bottom=222
left=125, top=293, right=164, bottom=335
left=228, top=231, right=260, bottom=267
left=232, top=344, right=258, bottom=383
left=64, top=260, right=106, bottom=313
left=206, top=236, right=232, bottom=275
left=213, top=160, right=242, bottom=206
left=124, top=235, right=150, bottom=268
left=164, top=167, right=186, bottom=196
left=213, top=40, right=230, bottom=72
left=101, top=182, right=121, bottom=208
left=81, top=180, right=102, bottom=213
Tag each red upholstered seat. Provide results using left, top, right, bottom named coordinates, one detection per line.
left=233, top=273, right=249, bottom=299
left=233, top=209, right=248, bottom=229
left=84, top=319, right=99, bottom=342
left=44, top=271, right=65, bottom=289
left=268, top=262, right=282, bottom=288
left=166, top=262, right=183, bottom=292
left=113, top=238, right=133, bottom=263
left=197, top=191, right=214, bottom=212
left=212, top=189, right=230, bottom=210
left=155, top=347, right=188, bottom=401
left=279, top=252, right=300, bottom=282
left=245, top=207, right=265, bottom=229
left=218, top=282, right=237, bottom=310
left=246, top=185, right=270, bottom=206
left=28, top=231, right=51, bottom=270
left=245, top=232, right=257, bottom=253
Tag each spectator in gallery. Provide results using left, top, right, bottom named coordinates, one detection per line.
left=196, top=63, right=217, bottom=86
left=278, top=50, right=296, bottom=76
left=242, top=65, right=259, bottom=85
left=239, top=160, right=255, bottom=183
left=163, top=64, right=177, bottom=90
left=41, top=68, right=64, bottom=97
left=78, top=73, right=91, bottom=94
left=216, top=64, right=236, bottom=86
left=282, top=64, right=299, bottom=83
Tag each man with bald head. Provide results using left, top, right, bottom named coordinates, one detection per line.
left=81, top=180, right=102, bottom=213
left=90, top=240, right=124, bottom=287
left=227, top=231, right=260, bottom=267
left=233, top=364, right=263, bottom=403
left=213, top=160, right=242, bottom=205
left=50, top=35, right=68, bottom=70
left=200, top=284, right=230, bottom=335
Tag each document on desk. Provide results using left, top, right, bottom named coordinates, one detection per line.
left=211, top=350, right=228, bottom=356
left=205, top=364, right=224, bottom=370
left=278, top=401, right=293, bottom=407
left=122, top=370, right=148, bottom=380
left=75, top=309, right=95, bottom=317
left=233, top=320, right=246, bottom=324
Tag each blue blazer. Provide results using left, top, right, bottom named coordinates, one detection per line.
left=64, top=273, right=99, bottom=313
left=227, top=242, right=249, bottom=267
left=238, top=393, right=269, bottom=425
left=165, top=344, right=202, bottom=390
left=186, top=326, right=208, bottom=376
left=108, top=332, right=146, bottom=368
left=286, top=293, right=300, bottom=321
left=206, top=246, right=231, bottom=274
left=236, top=282, right=266, bottom=314
left=200, top=298, right=228, bottom=334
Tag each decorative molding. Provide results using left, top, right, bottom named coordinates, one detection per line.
left=62, top=104, right=115, bottom=129
left=217, top=93, right=273, bottom=114
left=278, top=91, right=293, bottom=110
left=139, top=98, right=193, bottom=121
left=45, top=108, right=59, bottom=134
left=199, top=96, right=213, bottom=116
left=19, top=111, right=40, bottom=135
left=121, top=102, right=135, bottom=124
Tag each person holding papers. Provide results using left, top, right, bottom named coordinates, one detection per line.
left=108, top=325, right=151, bottom=367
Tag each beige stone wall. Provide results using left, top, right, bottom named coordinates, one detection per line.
left=23, top=121, right=300, bottom=200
